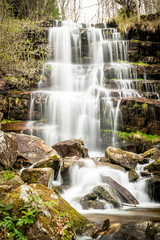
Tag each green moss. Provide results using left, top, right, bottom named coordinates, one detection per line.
left=50, top=155, right=58, bottom=160
left=1, top=119, right=21, bottom=124
left=142, top=103, right=148, bottom=111
left=101, top=129, right=160, bottom=143
left=0, top=171, right=15, bottom=184
left=133, top=102, right=141, bottom=109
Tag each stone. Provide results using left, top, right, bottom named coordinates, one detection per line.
left=21, top=168, right=54, bottom=188
left=147, top=177, right=160, bottom=202
left=33, top=154, right=61, bottom=180
left=52, top=139, right=89, bottom=158
left=128, top=169, right=139, bottom=182
left=120, top=98, right=160, bottom=136
left=145, top=159, right=160, bottom=174
left=102, top=176, right=139, bottom=205
left=93, top=185, right=121, bottom=208
left=105, top=147, right=143, bottom=170
left=1, top=184, right=92, bottom=239
left=140, top=171, right=151, bottom=177
left=8, top=132, right=60, bottom=167
left=80, top=199, right=106, bottom=210
left=80, top=193, right=105, bottom=210
left=0, top=175, right=24, bottom=199
left=142, top=148, right=160, bottom=161
left=0, top=131, right=18, bottom=168
left=111, top=221, right=160, bottom=240
left=92, top=219, right=110, bottom=239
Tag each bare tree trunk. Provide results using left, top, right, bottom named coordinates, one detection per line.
left=136, top=0, right=140, bottom=23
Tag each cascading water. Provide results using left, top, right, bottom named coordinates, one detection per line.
left=28, top=21, right=160, bottom=219
left=29, top=21, right=141, bottom=154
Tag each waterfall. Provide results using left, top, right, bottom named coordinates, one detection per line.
left=29, top=21, right=141, bottom=154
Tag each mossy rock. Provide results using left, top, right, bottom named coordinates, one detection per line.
left=146, top=159, right=160, bottom=173
left=33, top=154, right=61, bottom=180
left=1, top=184, right=93, bottom=239
left=128, top=169, right=139, bottom=182
left=20, top=168, right=54, bottom=188
left=142, top=148, right=160, bottom=161
left=105, top=147, right=143, bottom=170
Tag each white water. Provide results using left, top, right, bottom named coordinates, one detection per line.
left=29, top=21, right=141, bottom=154
left=27, top=21, right=160, bottom=215
left=61, top=158, right=159, bottom=214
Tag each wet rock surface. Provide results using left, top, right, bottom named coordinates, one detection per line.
left=128, top=169, right=139, bottom=182
left=147, top=177, right=160, bottom=202
left=102, top=176, right=139, bottom=205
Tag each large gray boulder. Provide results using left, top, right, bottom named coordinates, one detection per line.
left=105, top=147, right=143, bottom=170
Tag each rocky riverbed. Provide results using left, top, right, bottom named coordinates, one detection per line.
left=0, top=131, right=160, bottom=239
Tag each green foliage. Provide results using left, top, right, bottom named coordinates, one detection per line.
left=113, top=11, right=160, bottom=34
left=0, top=170, right=15, bottom=184
left=0, top=18, right=49, bottom=90
left=0, top=202, right=38, bottom=240
left=1, top=0, right=60, bottom=21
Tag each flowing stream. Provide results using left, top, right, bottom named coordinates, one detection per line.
left=29, top=21, right=160, bottom=222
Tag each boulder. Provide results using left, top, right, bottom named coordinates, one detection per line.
left=8, top=132, right=61, bottom=167
left=142, top=148, right=160, bottom=161
left=1, top=184, right=92, bottom=239
left=109, top=221, right=160, bottom=240
left=52, top=139, right=89, bottom=158
left=105, top=147, right=143, bottom=170
left=0, top=131, right=18, bottom=168
left=33, top=154, right=61, bottom=180
left=92, top=219, right=110, bottom=239
left=0, top=175, right=24, bottom=199
left=147, top=177, right=160, bottom=202
left=21, top=168, right=54, bottom=188
left=128, top=169, right=139, bottom=182
left=102, top=176, right=139, bottom=205
left=80, top=193, right=105, bottom=210
left=93, top=185, right=121, bottom=208
left=145, top=159, right=160, bottom=174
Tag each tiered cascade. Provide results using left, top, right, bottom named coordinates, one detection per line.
left=30, top=21, right=143, bottom=153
